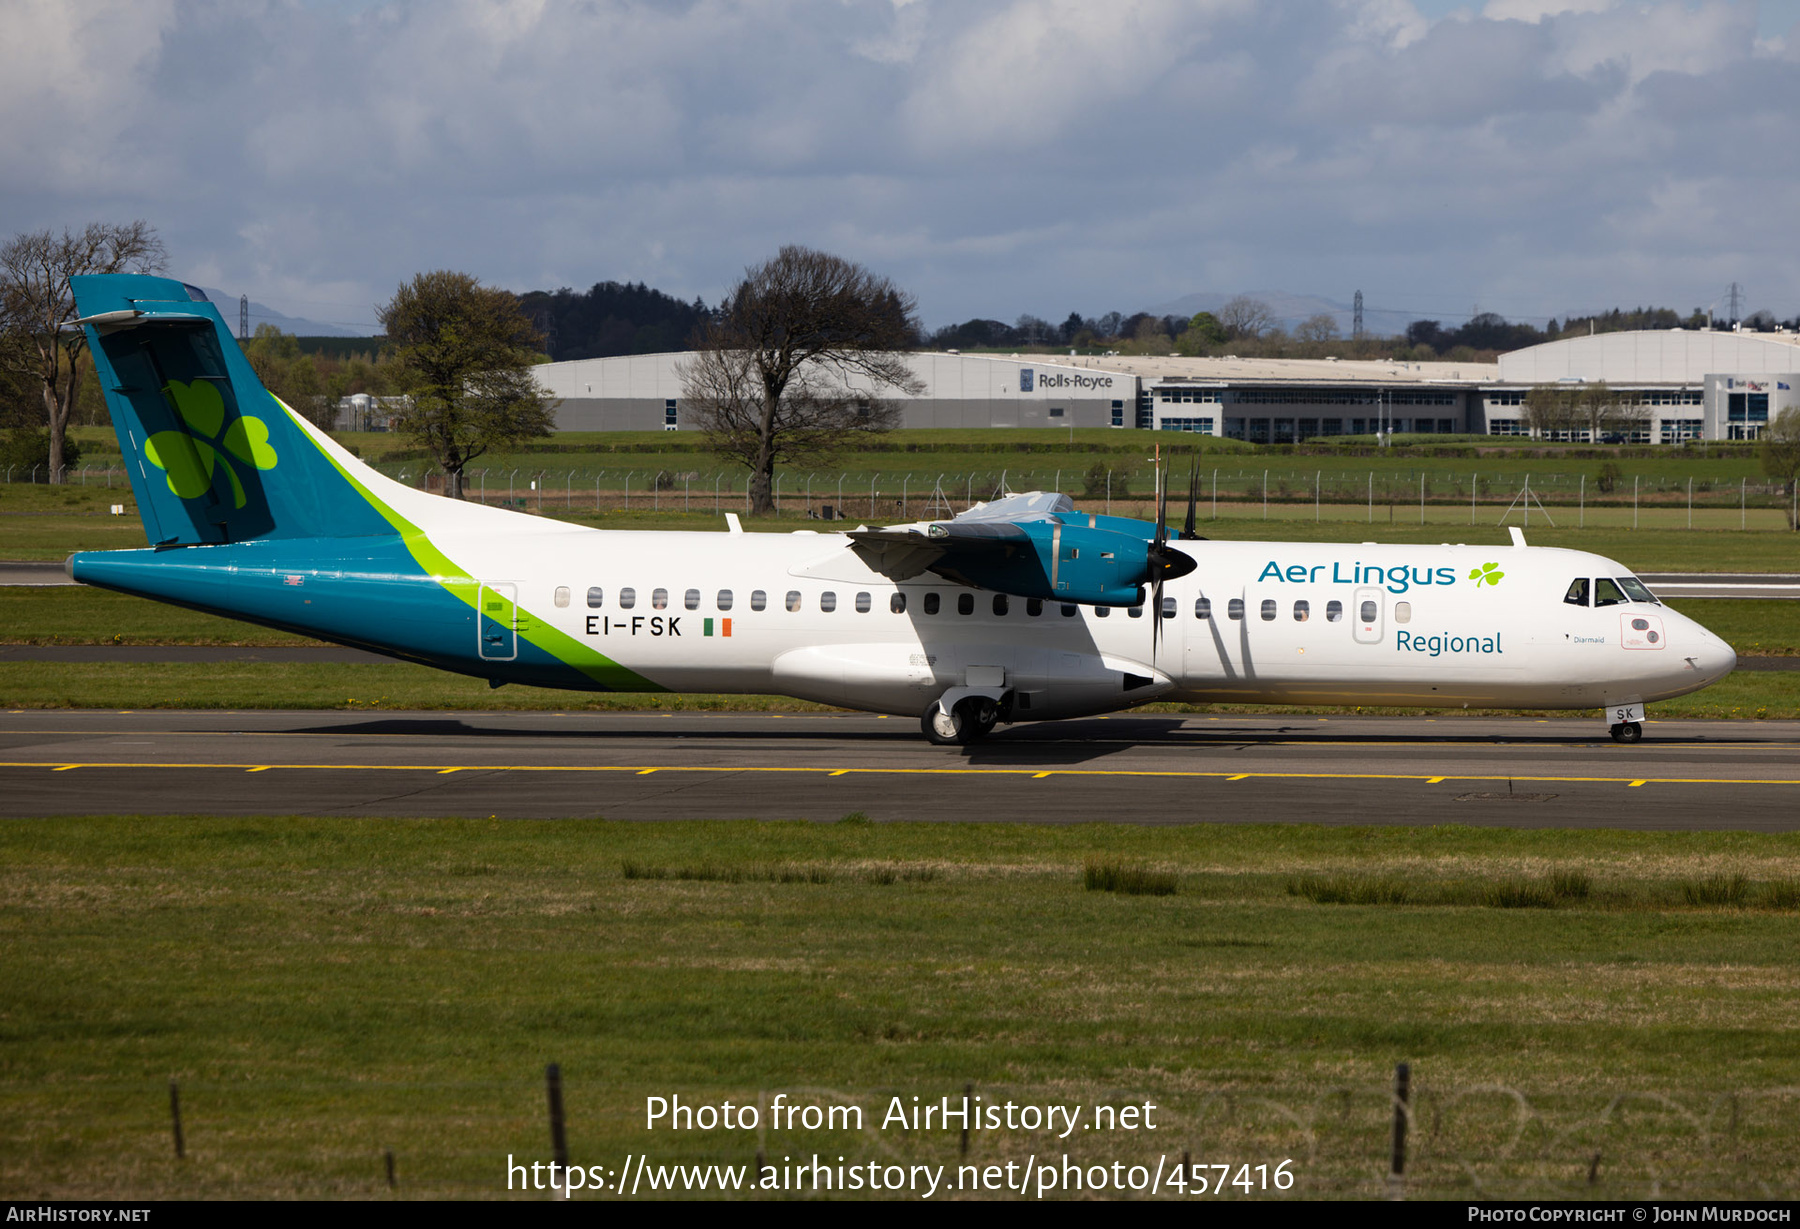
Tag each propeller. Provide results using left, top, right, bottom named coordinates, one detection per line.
left=1150, top=454, right=1171, bottom=654
left=1182, top=457, right=1203, bottom=541
left=1146, top=454, right=1200, bottom=657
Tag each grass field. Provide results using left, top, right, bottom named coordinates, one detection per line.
left=5, top=817, right=1800, bottom=1199
left=3, top=475, right=1798, bottom=564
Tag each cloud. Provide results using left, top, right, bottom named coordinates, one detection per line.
left=1, top=0, right=1793, bottom=329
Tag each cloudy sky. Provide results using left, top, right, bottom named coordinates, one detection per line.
left=4, top=0, right=1797, bottom=333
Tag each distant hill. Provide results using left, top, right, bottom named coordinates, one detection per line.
left=200, top=287, right=376, bottom=339
left=1144, top=290, right=1413, bottom=339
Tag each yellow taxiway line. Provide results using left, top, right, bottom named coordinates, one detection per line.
left=5, top=761, right=1800, bottom=787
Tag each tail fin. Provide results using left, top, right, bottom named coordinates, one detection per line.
left=71, top=273, right=391, bottom=545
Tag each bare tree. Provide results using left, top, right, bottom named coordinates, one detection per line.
left=1217, top=295, right=1276, bottom=340
left=1574, top=382, right=1617, bottom=441
left=682, top=246, right=922, bottom=515
left=0, top=221, right=166, bottom=482
left=1604, top=386, right=1652, bottom=441
left=1295, top=313, right=1340, bottom=344
left=1761, top=407, right=1800, bottom=529
left=1522, top=383, right=1579, bottom=439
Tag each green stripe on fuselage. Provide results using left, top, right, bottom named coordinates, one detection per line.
left=287, top=402, right=663, bottom=693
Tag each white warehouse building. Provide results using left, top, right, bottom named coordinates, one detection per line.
left=1482, top=330, right=1800, bottom=442
left=524, top=329, right=1799, bottom=444
left=534, top=352, right=1138, bottom=432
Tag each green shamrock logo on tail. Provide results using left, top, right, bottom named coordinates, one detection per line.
left=144, top=380, right=278, bottom=509
left=1469, top=561, right=1505, bottom=588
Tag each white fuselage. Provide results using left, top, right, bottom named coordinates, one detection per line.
left=439, top=521, right=1737, bottom=720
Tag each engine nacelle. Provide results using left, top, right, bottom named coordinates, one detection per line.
left=925, top=520, right=1190, bottom=606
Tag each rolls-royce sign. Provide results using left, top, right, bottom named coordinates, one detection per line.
left=1037, top=371, right=1117, bottom=391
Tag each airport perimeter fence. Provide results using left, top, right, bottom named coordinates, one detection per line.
left=368, top=463, right=1800, bottom=531
left=9, top=462, right=1796, bottom=531
left=7, top=1070, right=1800, bottom=1200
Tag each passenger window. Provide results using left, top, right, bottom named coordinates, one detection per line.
left=1617, top=576, right=1658, bottom=604
left=652, top=588, right=668, bottom=610
left=890, top=592, right=906, bottom=614
left=856, top=591, right=871, bottom=613
left=1127, top=605, right=1143, bottom=619
left=1161, top=596, right=1176, bottom=619
left=957, top=593, right=974, bottom=616
left=1394, top=601, right=1411, bottom=623
left=821, top=591, right=837, bottom=612
left=751, top=590, right=767, bottom=611
left=619, top=587, right=636, bottom=610
left=1359, top=600, right=1377, bottom=623
left=1195, top=596, right=1211, bottom=619
left=924, top=592, right=940, bottom=615
left=785, top=590, right=801, bottom=612
left=717, top=589, right=733, bottom=611
left=992, top=594, right=1008, bottom=616
left=1326, top=600, right=1342, bottom=622
left=1060, top=604, right=1077, bottom=617
left=1293, top=599, right=1309, bottom=622
left=1228, top=598, right=1244, bottom=620
left=681, top=588, right=697, bottom=610
left=1026, top=598, right=1043, bottom=617
left=1563, top=578, right=1590, bottom=607
left=554, top=586, right=570, bottom=608
left=586, top=586, right=605, bottom=609
left=1593, top=578, right=1627, bottom=608
left=1260, top=599, right=1277, bottom=621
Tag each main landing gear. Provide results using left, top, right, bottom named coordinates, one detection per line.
left=921, top=695, right=1001, bottom=746
left=1609, top=721, right=1643, bottom=744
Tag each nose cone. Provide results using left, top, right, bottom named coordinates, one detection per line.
left=1684, top=620, right=1737, bottom=684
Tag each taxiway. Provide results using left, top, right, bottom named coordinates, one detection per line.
left=2, top=710, right=1796, bottom=827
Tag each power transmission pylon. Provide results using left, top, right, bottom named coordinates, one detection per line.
left=1353, top=290, right=1364, bottom=341
left=239, top=295, right=248, bottom=341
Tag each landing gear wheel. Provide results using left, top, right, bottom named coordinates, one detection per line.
left=1609, top=721, right=1643, bottom=744
left=921, top=697, right=997, bottom=746
left=922, top=704, right=966, bottom=746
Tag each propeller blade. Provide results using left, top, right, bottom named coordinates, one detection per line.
left=1183, top=458, right=1200, bottom=540
left=1150, top=455, right=1164, bottom=654
left=1155, top=455, right=1169, bottom=546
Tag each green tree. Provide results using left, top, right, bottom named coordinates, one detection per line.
left=682, top=246, right=922, bottom=515
left=0, top=221, right=165, bottom=482
left=1760, top=407, right=1800, bottom=530
left=1174, top=310, right=1226, bottom=356
left=377, top=271, right=557, bottom=500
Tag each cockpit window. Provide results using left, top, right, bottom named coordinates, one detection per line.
left=1563, top=578, right=1589, bottom=607
left=1617, top=576, right=1659, bottom=605
left=1592, top=577, right=1627, bottom=608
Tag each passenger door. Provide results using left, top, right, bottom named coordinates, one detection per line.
left=478, top=582, right=518, bottom=661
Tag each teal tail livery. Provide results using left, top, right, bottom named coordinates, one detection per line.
left=70, top=273, right=1736, bottom=743
left=68, top=273, right=658, bottom=692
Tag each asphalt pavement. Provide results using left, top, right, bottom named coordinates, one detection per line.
left=3, top=709, right=1796, bottom=828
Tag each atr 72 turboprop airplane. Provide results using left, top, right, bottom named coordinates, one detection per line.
left=66, top=274, right=1736, bottom=745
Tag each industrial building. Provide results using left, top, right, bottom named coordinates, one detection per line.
left=518, top=329, right=1800, bottom=444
